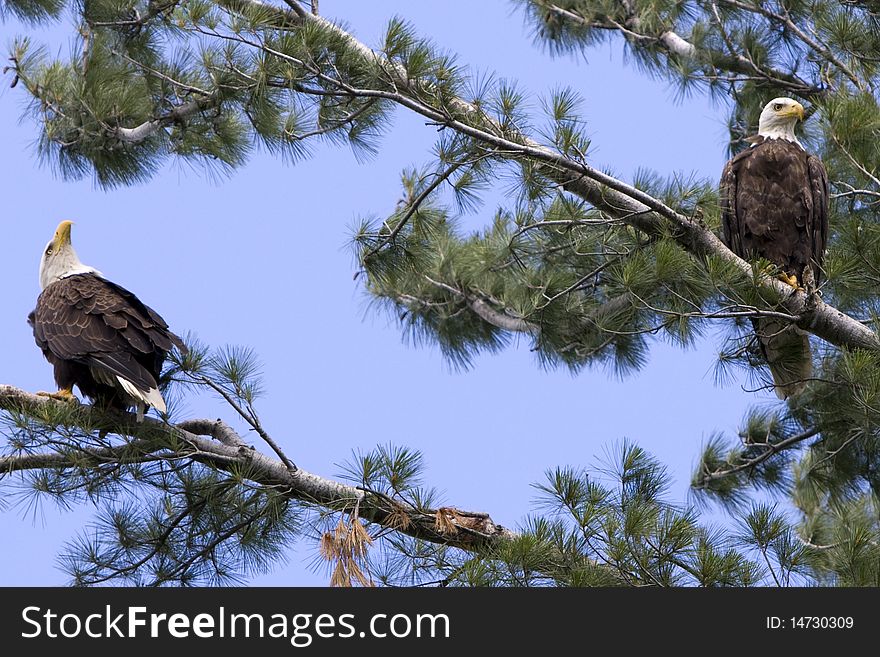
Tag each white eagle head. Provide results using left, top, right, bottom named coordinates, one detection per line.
left=39, top=221, right=101, bottom=290
left=757, top=97, right=805, bottom=144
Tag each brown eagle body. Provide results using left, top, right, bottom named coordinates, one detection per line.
left=721, top=136, right=828, bottom=287
left=29, top=273, right=185, bottom=415
left=720, top=126, right=829, bottom=399
left=30, top=222, right=186, bottom=419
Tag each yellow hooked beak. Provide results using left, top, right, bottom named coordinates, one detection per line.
left=783, top=102, right=805, bottom=121
left=53, top=220, right=74, bottom=249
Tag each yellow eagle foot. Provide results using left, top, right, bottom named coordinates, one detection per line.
left=36, top=388, right=79, bottom=403
left=777, top=272, right=803, bottom=291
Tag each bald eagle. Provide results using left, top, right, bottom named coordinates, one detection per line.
left=29, top=221, right=186, bottom=420
left=720, top=97, right=829, bottom=399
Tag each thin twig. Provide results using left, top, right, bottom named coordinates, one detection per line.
left=192, top=375, right=298, bottom=472
left=695, top=427, right=821, bottom=486
left=363, top=160, right=466, bottom=260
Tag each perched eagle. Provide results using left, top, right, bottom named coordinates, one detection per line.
left=720, top=97, right=829, bottom=399
left=29, top=221, right=186, bottom=420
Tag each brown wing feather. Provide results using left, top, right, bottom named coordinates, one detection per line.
left=720, top=138, right=817, bottom=283
left=719, top=156, right=741, bottom=256
left=807, top=153, right=829, bottom=285
left=719, top=145, right=759, bottom=259
left=31, top=274, right=185, bottom=394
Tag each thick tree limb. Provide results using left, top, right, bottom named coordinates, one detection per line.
left=469, top=297, right=540, bottom=335
left=176, top=418, right=248, bottom=448
left=114, top=98, right=214, bottom=143
left=0, top=384, right=517, bottom=553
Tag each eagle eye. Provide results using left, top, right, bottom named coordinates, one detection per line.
left=45, top=246, right=53, bottom=256
left=773, top=103, right=783, bottom=111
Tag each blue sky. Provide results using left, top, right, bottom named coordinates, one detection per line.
left=0, top=1, right=769, bottom=585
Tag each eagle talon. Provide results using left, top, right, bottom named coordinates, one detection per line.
left=778, top=273, right=801, bottom=290
left=36, top=388, right=79, bottom=403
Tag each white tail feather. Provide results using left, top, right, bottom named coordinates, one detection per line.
left=115, top=376, right=167, bottom=414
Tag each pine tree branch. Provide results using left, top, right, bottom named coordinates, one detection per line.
left=113, top=97, right=215, bottom=143
left=7, top=48, right=216, bottom=148
left=421, top=276, right=542, bottom=335
left=830, top=133, right=880, bottom=190
left=716, top=0, right=867, bottom=92
left=78, top=499, right=210, bottom=586
left=397, top=281, right=637, bottom=344
left=176, top=418, right=248, bottom=448
left=145, top=510, right=267, bottom=586
left=693, top=426, right=821, bottom=488
left=186, top=374, right=298, bottom=471
left=280, top=0, right=307, bottom=18
left=363, top=160, right=466, bottom=261
left=86, top=0, right=182, bottom=30
left=469, top=297, right=540, bottom=335
left=111, top=49, right=213, bottom=96
left=0, top=384, right=523, bottom=556
left=285, top=98, right=379, bottom=141
left=539, top=1, right=825, bottom=98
